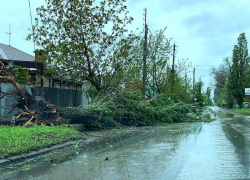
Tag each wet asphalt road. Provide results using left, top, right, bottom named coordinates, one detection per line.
left=1, top=107, right=250, bottom=180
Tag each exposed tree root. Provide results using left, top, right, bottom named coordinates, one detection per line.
left=0, top=61, right=63, bottom=126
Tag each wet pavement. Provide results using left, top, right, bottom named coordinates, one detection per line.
left=1, top=107, right=250, bottom=180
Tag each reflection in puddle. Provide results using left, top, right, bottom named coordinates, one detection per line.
left=1, top=124, right=202, bottom=180
left=2, top=108, right=250, bottom=180
left=223, top=121, right=250, bottom=175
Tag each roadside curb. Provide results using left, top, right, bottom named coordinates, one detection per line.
left=0, top=128, right=149, bottom=167
left=0, top=139, right=85, bottom=167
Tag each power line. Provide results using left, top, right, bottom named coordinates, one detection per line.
left=176, top=46, right=222, bottom=68
left=195, top=68, right=211, bottom=73
left=176, top=46, right=187, bottom=59
left=146, top=14, right=155, bottom=35
left=192, top=65, right=221, bottom=67
left=142, top=8, right=148, bottom=99
left=28, top=0, right=35, bottom=51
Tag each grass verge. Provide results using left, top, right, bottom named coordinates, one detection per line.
left=0, top=125, right=85, bottom=158
left=234, top=108, right=250, bottom=115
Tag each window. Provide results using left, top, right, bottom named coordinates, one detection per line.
left=65, top=83, right=69, bottom=89
left=56, top=81, right=61, bottom=88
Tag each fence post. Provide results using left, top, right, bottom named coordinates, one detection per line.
left=0, top=84, right=2, bottom=118
left=41, top=86, right=44, bottom=98
left=69, top=89, right=72, bottom=107
left=57, top=88, right=60, bottom=107
left=81, top=90, right=84, bottom=108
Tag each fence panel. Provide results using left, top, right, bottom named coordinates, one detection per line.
left=34, top=87, right=84, bottom=107
left=1, top=84, right=88, bottom=121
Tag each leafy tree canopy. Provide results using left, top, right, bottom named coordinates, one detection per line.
left=210, top=57, right=232, bottom=107
left=228, top=33, right=250, bottom=108
left=27, top=0, right=135, bottom=93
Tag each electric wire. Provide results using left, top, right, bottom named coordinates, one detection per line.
left=176, top=46, right=187, bottom=60
left=28, top=0, right=35, bottom=51
left=195, top=68, right=212, bottom=73
left=146, top=13, right=155, bottom=35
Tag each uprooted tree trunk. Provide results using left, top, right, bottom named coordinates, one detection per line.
left=0, top=61, right=63, bottom=126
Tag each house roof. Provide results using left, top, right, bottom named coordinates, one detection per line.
left=0, top=43, right=43, bottom=71
left=0, top=43, right=34, bottom=61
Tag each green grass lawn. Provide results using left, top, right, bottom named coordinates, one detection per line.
left=0, top=125, right=85, bottom=158
left=234, top=108, right=250, bottom=114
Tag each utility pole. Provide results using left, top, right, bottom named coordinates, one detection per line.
left=142, top=8, right=148, bottom=99
left=193, top=67, right=195, bottom=104
left=5, top=24, right=12, bottom=46
left=171, top=43, right=176, bottom=92
left=172, top=43, right=176, bottom=73
left=28, top=0, right=36, bottom=51
left=185, top=68, right=187, bottom=89
left=193, top=67, right=195, bottom=90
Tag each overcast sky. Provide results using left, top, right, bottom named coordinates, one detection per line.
left=1, top=0, right=250, bottom=91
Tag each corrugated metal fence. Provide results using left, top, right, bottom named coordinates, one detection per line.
left=0, top=84, right=89, bottom=121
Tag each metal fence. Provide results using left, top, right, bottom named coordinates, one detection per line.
left=0, top=84, right=89, bottom=121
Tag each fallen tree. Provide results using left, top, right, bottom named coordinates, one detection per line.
left=0, top=61, right=62, bottom=126
left=62, top=90, right=194, bottom=129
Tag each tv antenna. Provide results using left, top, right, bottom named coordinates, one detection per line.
left=5, top=23, right=12, bottom=46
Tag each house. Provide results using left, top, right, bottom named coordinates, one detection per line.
left=0, top=42, right=44, bottom=86
left=0, top=43, right=34, bottom=61
left=33, top=49, right=84, bottom=90
left=0, top=43, right=90, bottom=110
left=0, top=43, right=82, bottom=90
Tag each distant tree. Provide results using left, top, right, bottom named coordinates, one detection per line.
left=173, top=59, right=192, bottom=103
left=123, top=28, right=191, bottom=102
left=206, top=87, right=213, bottom=106
left=228, top=33, right=250, bottom=109
left=211, top=57, right=233, bottom=107
left=27, top=0, right=134, bottom=94
left=194, top=81, right=203, bottom=106
left=146, top=27, right=172, bottom=95
left=123, top=27, right=172, bottom=94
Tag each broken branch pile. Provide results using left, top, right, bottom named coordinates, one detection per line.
left=0, top=61, right=63, bottom=126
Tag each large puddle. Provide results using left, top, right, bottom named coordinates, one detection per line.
left=1, top=107, right=250, bottom=180
left=1, top=123, right=202, bottom=180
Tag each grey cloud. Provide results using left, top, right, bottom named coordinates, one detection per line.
left=183, top=11, right=212, bottom=30
left=182, top=4, right=250, bottom=36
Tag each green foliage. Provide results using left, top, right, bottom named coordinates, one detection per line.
left=211, top=57, right=233, bottom=107
left=211, top=33, right=250, bottom=109
left=206, top=87, right=213, bottom=106
left=169, top=71, right=191, bottom=103
left=123, top=28, right=191, bottom=101
left=61, top=107, right=83, bottom=123
left=44, top=67, right=57, bottom=76
left=62, top=90, right=192, bottom=128
left=228, top=33, right=250, bottom=109
left=193, top=81, right=204, bottom=106
left=28, top=0, right=193, bottom=99
left=0, top=125, right=84, bottom=157
left=85, top=85, right=98, bottom=101
left=28, top=0, right=135, bottom=94
left=234, top=108, right=250, bottom=114
left=9, top=66, right=30, bottom=84
left=145, top=28, right=172, bottom=94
